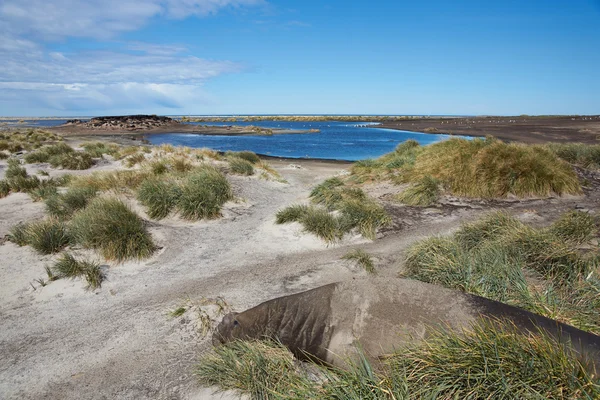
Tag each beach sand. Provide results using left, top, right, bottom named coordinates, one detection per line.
left=0, top=133, right=599, bottom=399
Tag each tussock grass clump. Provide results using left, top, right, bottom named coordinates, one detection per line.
left=8, top=223, right=30, bottom=246
left=342, top=249, right=375, bottom=273
left=45, top=186, right=97, bottom=219
left=25, top=218, right=71, bottom=254
left=387, top=319, right=600, bottom=399
left=199, top=321, right=600, bottom=399
left=49, top=151, right=94, bottom=170
left=148, top=160, right=169, bottom=175
left=0, top=129, right=63, bottom=154
left=309, top=177, right=344, bottom=209
left=228, top=151, right=260, bottom=164
left=70, top=198, right=155, bottom=262
left=52, top=253, right=105, bottom=290
left=28, top=183, right=59, bottom=202
left=550, top=210, right=598, bottom=244
left=5, top=158, right=27, bottom=179
left=301, top=207, right=344, bottom=243
left=338, top=198, right=390, bottom=240
left=24, top=142, right=73, bottom=163
left=277, top=179, right=389, bottom=242
left=197, top=340, right=315, bottom=399
left=547, top=142, right=600, bottom=170
left=82, top=142, right=119, bottom=158
left=176, top=166, right=232, bottom=220
left=70, top=170, right=150, bottom=192
left=228, top=158, right=254, bottom=175
left=125, top=153, right=146, bottom=167
left=411, top=138, right=580, bottom=198
left=405, top=211, right=600, bottom=334
left=8, top=175, right=41, bottom=192
left=351, top=138, right=582, bottom=198
left=171, top=157, right=193, bottom=173
left=4, top=160, right=43, bottom=193
left=137, top=178, right=181, bottom=220
left=275, top=204, right=309, bottom=224
left=0, top=180, right=10, bottom=198
left=396, top=175, right=440, bottom=206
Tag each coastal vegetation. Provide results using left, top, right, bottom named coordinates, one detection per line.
left=352, top=138, right=582, bottom=201
left=52, top=253, right=105, bottom=290
left=70, top=197, right=156, bottom=262
left=276, top=178, right=390, bottom=242
left=404, top=211, right=600, bottom=334
left=342, top=249, right=375, bottom=273
left=198, top=319, right=600, bottom=399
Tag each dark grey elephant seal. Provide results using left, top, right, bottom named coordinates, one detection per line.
left=213, top=278, right=600, bottom=368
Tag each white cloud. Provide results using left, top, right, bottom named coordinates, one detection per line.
left=0, top=0, right=263, bottom=39
left=0, top=0, right=262, bottom=114
left=0, top=42, right=242, bottom=112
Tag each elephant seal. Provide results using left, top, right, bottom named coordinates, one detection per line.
left=213, top=278, right=600, bottom=368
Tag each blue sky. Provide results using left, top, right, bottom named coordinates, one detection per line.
left=1, top=0, right=599, bottom=116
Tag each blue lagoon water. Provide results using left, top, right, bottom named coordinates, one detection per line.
left=148, top=121, right=465, bottom=161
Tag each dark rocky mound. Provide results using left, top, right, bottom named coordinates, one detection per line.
left=64, top=115, right=179, bottom=131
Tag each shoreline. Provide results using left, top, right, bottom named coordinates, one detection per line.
left=374, top=115, right=600, bottom=144
left=48, top=123, right=316, bottom=137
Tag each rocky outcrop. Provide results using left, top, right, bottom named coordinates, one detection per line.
left=63, top=115, right=179, bottom=131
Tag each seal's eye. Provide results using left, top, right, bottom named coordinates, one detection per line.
left=233, top=320, right=239, bottom=326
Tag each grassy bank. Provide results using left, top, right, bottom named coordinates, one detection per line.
left=198, top=319, right=600, bottom=399
left=351, top=138, right=587, bottom=204
left=404, top=211, right=600, bottom=334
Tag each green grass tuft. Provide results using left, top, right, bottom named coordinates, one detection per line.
left=25, top=218, right=71, bottom=254
left=228, top=158, right=255, bottom=175
left=342, top=249, right=376, bottom=273
left=229, top=151, right=260, bottom=164
left=0, top=180, right=10, bottom=198
left=49, top=152, right=94, bottom=170
left=137, top=178, right=181, bottom=220
left=5, top=158, right=28, bottom=179
left=547, top=143, right=600, bottom=170
left=70, top=197, right=155, bottom=262
left=351, top=138, right=582, bottom=198
left=405, top=211, right=600, bottom=334
left=170, top=307, right=187, bottom=317
left=45, top=186, right=97, bottom=219
left=176, top=166, right=232, bottom=220
left=338, top=198, right=390, bottom=240
left=275, top=204, right=309, bottom=224
left=387, top=319, right=600, bottom=399
left=300, top=207, right=344, bottom=243
left=52, top=253, right=105, bottom=290
left=8, top=222, right=30, bottom=246
left=550, top=210, right=598, bottom=244
left=396, top=175, right=440, bottom=206
left=197, top=340, right=316, bottom=399
left=199, top=320, right=600, bottom=399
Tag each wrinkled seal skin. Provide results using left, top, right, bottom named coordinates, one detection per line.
left=213, top=278, right=600, bottom=369
left=213, top=283, right=337, bottom=362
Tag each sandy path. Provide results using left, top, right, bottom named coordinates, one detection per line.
left=0, top=159, right=419, bottom=400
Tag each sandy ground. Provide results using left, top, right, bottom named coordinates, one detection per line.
left=378, top=115, right=600, bottom=144
left=1, top=143, right=599, bottom=399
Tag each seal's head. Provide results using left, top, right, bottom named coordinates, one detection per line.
left=212, top=312, right=241, bottom=346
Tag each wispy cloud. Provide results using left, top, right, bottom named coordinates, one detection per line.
left=0, top=0, right=262, bottom=114
left=0, top=0, right=264, bottom=39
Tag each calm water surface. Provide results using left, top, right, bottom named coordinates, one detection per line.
left=8, top=119, right=468, bottom=161
left=148, top=121, right=467, bottom=161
